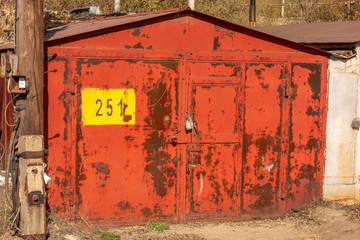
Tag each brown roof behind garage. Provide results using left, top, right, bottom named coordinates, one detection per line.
left=44, top=8, right=184, bottom=43
left=253, top=21, right=360, bottom=44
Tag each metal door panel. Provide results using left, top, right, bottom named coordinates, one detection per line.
left=191, top=85, right=240, bottom=142
left=285, top=63, right=322, bottom=209
left=46, top=57, right=72, bottom=216
left=73, top=57, right=180, bottom=222
left=186, top=144, right=239, bottom=217
left=186, top=61, right=241, bottom=218
left=242, top=63, right=285, bottom=213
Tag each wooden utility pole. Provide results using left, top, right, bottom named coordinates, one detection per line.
left=16, top=1, right=44, bottom=135
left=15, top=0, right=46, bottom=238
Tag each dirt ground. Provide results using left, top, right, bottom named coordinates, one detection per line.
left=2, top=185, right=360, bottom=240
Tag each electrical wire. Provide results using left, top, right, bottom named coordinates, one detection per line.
left=148, top=88, right=167, bottom=108
left=4, top=93, right=21, bottom=221
left=4, top=101, right=16, bottom=127
left=5, top=119, right=17, bottom=208
left=167, top=116, right=191, bottom=137
left=0, top=142, right=4, bottom=164
left=10, top=208, right=20, bottom=229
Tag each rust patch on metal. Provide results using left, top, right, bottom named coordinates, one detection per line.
left=144, top=60, right=180, bottom=73
left=116, top=201, right=133, bottom=211
left=123, top=115, right=133, bottom=122
left=54, top=176, right=60, bottom=186
left=298, top=164, right=316, bottom=180
left=290, top=83, right=298, bottom=99
left=133, top=42, right=145, bottom=49
left=78, top=174, right=87, bottom=181
left=246, top=183, right=274, bottom=210
left=142, top=61, right=178, bottom=198
left=213, top=36, right=220, bottom=51
left=132, top=27, right=142, bottom=36
left=75, top=80, right=83, bottom=216
left=254, top=135, right=275, bottom=168
left=143, top=131, right=173, bottom=197
left=305, top=106, right=319, bottom=116
left=293, top=63, right=321, bottom=100
left=141, top=207, right=153, bottom=217
left=124, top=136, right=135, bottom=142
left=226, top=29, right=235, bottom=38
left=77, top=58, right=117, bottom=70
left=91, top=162, right=110, bottom=175
left=222, top=178, right=236, bottom=198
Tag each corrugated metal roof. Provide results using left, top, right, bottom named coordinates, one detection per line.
left=253, top=21, right=360, bottom=44
left=45, top=8, right=186, bottom=43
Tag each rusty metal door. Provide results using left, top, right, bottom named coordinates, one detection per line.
left=241, top=63, right=286, bottom=214
left=285, top=63, right=322, bottom=209
left=72, top=56, right=181, bottom=223
left=185, top=61, right=241, bottom=219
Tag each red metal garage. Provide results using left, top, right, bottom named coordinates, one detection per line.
left=41, top=7, right=329, bottom=224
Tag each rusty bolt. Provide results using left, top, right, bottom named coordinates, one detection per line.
left=32, top=194, right=39, bottom=203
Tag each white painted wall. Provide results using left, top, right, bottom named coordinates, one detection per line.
left=356, top=43, right=360, bottom=200
left=324, top=45, right=360, bottom=200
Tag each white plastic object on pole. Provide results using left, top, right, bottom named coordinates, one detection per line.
left=188, top=0, right=195, bottom=10
left=114, top=0, right=120, bottom=12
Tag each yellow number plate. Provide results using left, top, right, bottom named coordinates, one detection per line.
left=82, top=88, right=136, bottom=125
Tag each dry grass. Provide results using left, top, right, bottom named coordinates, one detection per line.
left=2, top=196, right=360, bottom=239
left=339, top=202, right=360, bottom=221
left=280, top=200, right=343, bottom=225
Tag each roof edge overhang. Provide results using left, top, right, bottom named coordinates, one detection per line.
left=0, top=43, right=15, bottom=52
left=44, top=8, right=329, bottom=57
left=306, top=42, right=357, bottom=50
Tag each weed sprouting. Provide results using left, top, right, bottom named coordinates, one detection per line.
left=146, top=221, right=169, bottom=232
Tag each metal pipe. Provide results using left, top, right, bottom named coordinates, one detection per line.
left=114, top=0, right=120, bottom=12
left=188, top=0, right=195, bottom=10
left=249, top=0, right=256, bottom=26
left=5, top=129, right=15, bottom=208
left=281, top=0, right=285, bottom=17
